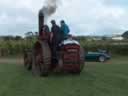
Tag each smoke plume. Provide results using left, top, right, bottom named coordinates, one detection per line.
left=40, top=0, right=59, bottom=22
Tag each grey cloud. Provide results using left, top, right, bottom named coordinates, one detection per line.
left=0, top=23, right=38, bottom=36
left=0, top=0, right=128, bottom=36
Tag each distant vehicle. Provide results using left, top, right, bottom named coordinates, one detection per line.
left=85, top=50, right=111, bottom=62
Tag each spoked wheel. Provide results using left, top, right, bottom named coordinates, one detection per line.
left=32, top=41, right=51, bottom=77
left=24, top=51, right=32, bottom=70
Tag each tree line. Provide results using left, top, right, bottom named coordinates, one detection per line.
left=0, top=31, right=128, bottom=57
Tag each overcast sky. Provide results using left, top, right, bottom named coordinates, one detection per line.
left=0, top=0, right=128, bottom=36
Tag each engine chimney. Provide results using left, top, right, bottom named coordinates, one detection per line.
left=39, top=10, right=44, bottom=33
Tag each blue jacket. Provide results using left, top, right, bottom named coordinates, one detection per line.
left=61, top=24, right=70, bottom=38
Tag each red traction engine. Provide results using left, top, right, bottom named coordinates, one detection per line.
left=24, top=10, right=85, bottom=76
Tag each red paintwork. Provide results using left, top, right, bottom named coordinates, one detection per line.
left=62, top=64, right=80, bottom=72
left=61, top=44, right=81, bottom=72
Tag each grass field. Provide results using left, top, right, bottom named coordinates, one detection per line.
left=0, top=56, right=128, bottom=96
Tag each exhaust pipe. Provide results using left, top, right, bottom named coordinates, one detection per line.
left=39, top=10, right=44, bottom=33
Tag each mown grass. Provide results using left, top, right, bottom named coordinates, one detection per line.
left=0, top=57, right=128, bottom=96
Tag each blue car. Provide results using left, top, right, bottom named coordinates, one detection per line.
left=85, top=50, right=111, bottom=62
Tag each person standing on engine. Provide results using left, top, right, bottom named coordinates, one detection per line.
left=60, top=20, right=70, bottom=39
left=51, top=20, right=62, bottom=66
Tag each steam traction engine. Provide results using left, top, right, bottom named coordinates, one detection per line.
left=24, top=11, right=85, bottom=76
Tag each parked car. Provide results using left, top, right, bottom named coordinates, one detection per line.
left=85, top=50, right=111, bottom=62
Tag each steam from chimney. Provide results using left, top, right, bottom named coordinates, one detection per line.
left=40, top=0, right=59, bottom=22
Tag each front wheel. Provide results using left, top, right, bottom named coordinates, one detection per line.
left=32, top=41, right=51, bottom=77
left=32, top=50, right=49, bottom=77
left=24, top=51, right=32, bottom=70
left=32, top=52, right=43, bottom=76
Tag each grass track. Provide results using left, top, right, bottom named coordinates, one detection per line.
left=0, top=57, right=128, bottom=96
